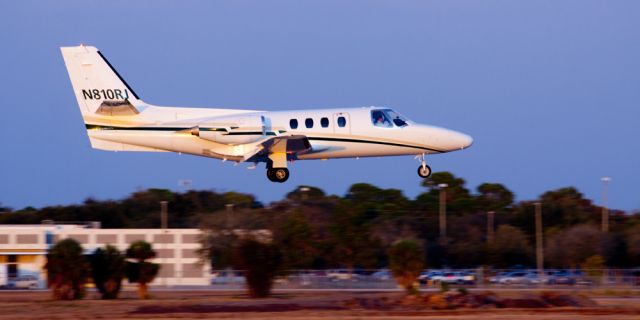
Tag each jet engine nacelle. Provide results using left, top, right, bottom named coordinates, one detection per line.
left=191, top=115, right=267, bottom=145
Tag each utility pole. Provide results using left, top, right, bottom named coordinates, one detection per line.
left=534, top=202, right=544, bottom=275
left=438, top=183, right=448, bottom=241
left=159, top=200, right=168, bottom=287
left=487, top=211, right=495, bottom=243
left=225, top=203, right=234, bottom=231
left=601, top=177, right=611, bottom=232
left=160, top=201, right=168, bottom=229
left=300, top=187, right=310, bottom=202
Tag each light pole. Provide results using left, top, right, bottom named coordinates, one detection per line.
left=300, top=187, right=310, bottom=202
left=438, top=183, right=448, bottom=241
left=225, top=203, right=234, bottom=232
left=487, top=211, right=495, bottom=243
left=534, top=202, right=544, bottom=275
left=159, top=200, right=168, bottom=286
left=601, top=177, right=611, bottom=232
left=160, top=201, right=168, bottom=230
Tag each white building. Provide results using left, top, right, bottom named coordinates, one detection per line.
left=0, top=224, right=213, bottom=287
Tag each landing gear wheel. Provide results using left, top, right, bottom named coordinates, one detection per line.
left=272, top=168, right=289, bottom=183
left=417, top=165, right=432, bottom=178
left=266, top=169, right=277, bottom=182
left=266, top=168, right=289, bottom=183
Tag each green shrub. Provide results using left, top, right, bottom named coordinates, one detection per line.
left=388, top=239, right=424, bottom=295
left=89, top=245, right=126, bottom=299
left=126, top=241, right=159, bottom=299
left=233, top=238, right=281, bottom=298
left=45, top=239, right=89, bottom=300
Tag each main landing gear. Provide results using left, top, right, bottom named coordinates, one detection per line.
left=266, top=150, right=290, bottom=183
left=267, top=167, right=289, bottom=183
left=416, top=153, right=432, bottom=178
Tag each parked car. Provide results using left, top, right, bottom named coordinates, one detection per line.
left=497, top=271, right=540, bottom=285
left=418, top=270, right=444, bottom=284
left=489, top=271, right=512, bottom=284
left=8, top=275, right=39, bottom=289
left=326, top=269, right=359, bottom=281
left=546, top=270, right=577, bottom=285
left=210, top=270, right=245, bottom=284
left=371, top=269, right=392, bottom=281
left=440, top=271, right=475, bottom=285
left=420, top=270, right=445, bottom=284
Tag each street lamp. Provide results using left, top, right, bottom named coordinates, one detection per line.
left=534, top=202, right=544, bottom=275
left=601, top=177, right=611, bottom=232
left=225, top=203, right=235, bottom=231
left=299, top=187, right=310, bottom=201
left=438, top=183, right=448, bottom=240
left=160, top=201, right=168, bottom=230
left=487, top=211, right=495, bottom=243
left=159, top=200, right=169, bottom=287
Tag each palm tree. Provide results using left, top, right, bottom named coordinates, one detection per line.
left=125, top=240, right=159, bottom=299
left=233, top=238, right=281, bottom=298
left=44, top=239, right=89, bottom=300
left=388, top=239, right=424, bottom=295
left=89, top=245, right=126, bottom=299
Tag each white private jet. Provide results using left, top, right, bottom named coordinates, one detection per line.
left=61, top=45, right=472, bottom=183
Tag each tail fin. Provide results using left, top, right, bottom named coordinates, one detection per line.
left=60, top=45, right=143, bottom=118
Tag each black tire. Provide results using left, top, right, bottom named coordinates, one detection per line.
left=417, top=165, right=432, bottom=178
left=266, top=169, right=276, bottom=182
left=273, top=168, right=289, bottom=183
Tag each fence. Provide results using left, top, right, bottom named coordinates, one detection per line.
left=208, top=269, right=640, bottom=290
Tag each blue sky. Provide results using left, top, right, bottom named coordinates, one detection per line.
left=1, top=1, right=639, bottom=211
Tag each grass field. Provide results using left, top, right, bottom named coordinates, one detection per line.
left=1, top=290, right=639, bottom=319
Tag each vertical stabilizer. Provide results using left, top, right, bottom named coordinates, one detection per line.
left=60, top=45, right=142, bottom=118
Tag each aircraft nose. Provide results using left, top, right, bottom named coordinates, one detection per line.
left=455, top=132, right=474, bottom=150
left=429, top=127, right=473, bottom=151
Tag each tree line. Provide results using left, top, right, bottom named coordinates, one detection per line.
left=2, top=171, right=639, bottom=269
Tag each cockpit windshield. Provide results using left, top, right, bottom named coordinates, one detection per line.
left=371, top=109, right=409, bottom=128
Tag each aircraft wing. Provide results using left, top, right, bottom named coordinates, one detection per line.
left=202, top=134, right=312, bottom=163
left=243, top=135, right=311, bottom=163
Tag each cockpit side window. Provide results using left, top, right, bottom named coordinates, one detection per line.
left=371, top=109, right=408, bottom=128
left=371, top=110, right=392, bottom=128
left=385, top=110, right=408, bottom=127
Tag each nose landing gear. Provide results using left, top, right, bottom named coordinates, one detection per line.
left=416, top=153, right=432, bottom=178
left=417, top=164, right=432, bottom=178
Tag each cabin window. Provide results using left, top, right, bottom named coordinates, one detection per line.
left=337, top=116, right=347, bottom=127
left=290, top=119, right=298, bottom=129
left=305, top=118, right=314, bottom=128
left=320, top=117, right=329, bottom=128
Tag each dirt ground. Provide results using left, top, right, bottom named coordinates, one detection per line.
left=0, top=290, right=639, bottom=320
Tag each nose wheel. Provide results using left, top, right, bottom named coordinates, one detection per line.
left=267, top=168, right=289, bottom=183
left=417, top=164, right=432, bottom=178
left=415, top=153, right=432, bottom=178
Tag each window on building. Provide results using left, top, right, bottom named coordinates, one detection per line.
left=290, top=119, right=298, bottom=129
left=305, top=118, right=314, bottom=128
left=45, top=232, right=53, bottom=245
left=320, top=117, right=329, bottom=128
left=337, top=116, right=347, bottom=127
